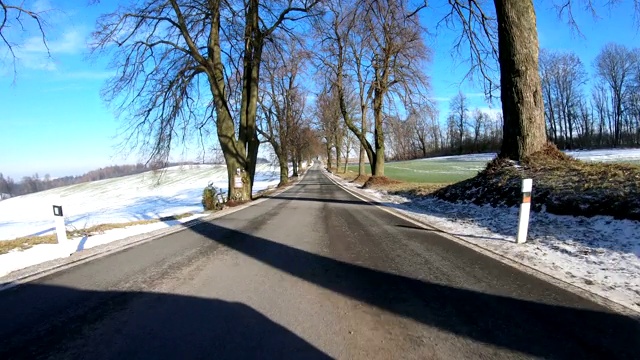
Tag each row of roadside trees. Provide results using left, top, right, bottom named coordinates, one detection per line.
left=3, top=1, right=639, bottom=200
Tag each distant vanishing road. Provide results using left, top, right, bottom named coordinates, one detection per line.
left=0, top=165, right=638, bottom=359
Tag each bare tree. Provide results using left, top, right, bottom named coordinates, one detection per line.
left=539, top=49, right=586, bottom=149
left=471, top=108, right=485, bottom=151
left=259, top=38, right=309, bottom=186
left=91, top=0, right=318, bottom=201
left=296, top=125, right=322, bottom=167
left=313, top=0, right=370, bottom=173
left=594, top=43, right=638, bottom=147
left=314, top=0, right=430, bottom=177
left=289, top=108, right=313, bottom=176
left=1, top=0, right=50, bottom=80
left=409, top=107, right=438, bottom=158
left=449, top=92, right=468, bottom=154
left=364, top=0, right=430, bottom=175
left=316, top=87, right=344, bottom=172
left=342, top=130, right=357, bottom=172
left=493, top=0, right=547, bottom=159
left=591, top=81, right=610, bottom=146
left=446, top=0, right=546, bottom=160
left=540, top=48, right=558, bottom=143
left=0, top=173, right=8, bottom=195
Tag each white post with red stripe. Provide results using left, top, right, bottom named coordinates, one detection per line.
left=516, top=179, right=533, bottom=244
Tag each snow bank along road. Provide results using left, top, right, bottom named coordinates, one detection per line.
left=0, top=166, right=638, bottom=359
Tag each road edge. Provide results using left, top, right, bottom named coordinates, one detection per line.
left=322, top=170, right=640, bottom=321
left=0, top=168, right=311, bottom=292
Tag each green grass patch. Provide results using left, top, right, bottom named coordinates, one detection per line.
left=348, top=155, right=640, bottom=184
left=348, top=159, right=486, bottom=184
left=0, top=213, right=194, bottom=255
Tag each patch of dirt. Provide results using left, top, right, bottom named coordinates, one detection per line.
left=362, top=176, right=402, bottom=189
left=331, top=170, right=360, bottom=182
left=432, top=144, right=640, bottom=221
left=384, top=183, right=448, bottom=197
left=351, top=175, right=370, bottom=185
left=225, top=200, right=250, bottom=207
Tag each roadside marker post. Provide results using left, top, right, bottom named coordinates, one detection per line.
left=52, top=202, right=67, bottom=244
left=516, top=179, right=533, bottom=244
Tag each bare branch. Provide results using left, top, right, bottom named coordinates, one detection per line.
left=0, top=0, right=50, bottom=82
left=439, top=0, right=499, bottom=99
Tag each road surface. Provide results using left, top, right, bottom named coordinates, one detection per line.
left=0, top=166, right=638, bottom=359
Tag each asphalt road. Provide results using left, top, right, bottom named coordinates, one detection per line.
left=0, top=166, right=638, bottom=359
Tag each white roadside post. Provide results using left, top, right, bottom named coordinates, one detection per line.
left=52, top=202, right=67, bottom=244
left=516, top=178, right=533, bottom=244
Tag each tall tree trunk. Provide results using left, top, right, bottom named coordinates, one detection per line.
left=298, top=154, right=303, bottom=174
left=344, top=156, right=348, bottom=173
left=458, top=115, right=464, bottom=155
left=277, top=148, right=289, bottom=187
left=567, top=110, right=574, bottom=149
left=325, top=142, right=332, bottom=170
left=358, top=108, right=367, bottom=176
left=358, top=144, right=366, bottom=176
left=545, top=90, right=557, bottom=142
left=292, top=154, right=299, bottom=177
left=373, top=88, right=385, bottom=176
left=223, top=152, right=250, bottom=202
left=614, top=91, right=622, bottom=147
left=209, top=0, right=261, bottom=201
left=495, top=0, right=547, bottom=160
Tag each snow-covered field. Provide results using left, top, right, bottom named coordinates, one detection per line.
left=418, top=148, right=640, bottom=163
left=0, top=162, right=307, bottom=278
left=326, top=165, right=640, bottom=313
left=0, top=163, right=282, bottom=241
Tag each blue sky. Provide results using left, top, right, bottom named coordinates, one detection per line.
left=1, top=0, right=638, bottom=179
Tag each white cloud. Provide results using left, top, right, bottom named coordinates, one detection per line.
left=476, top=106, right=503, bottom=118
left=7, top=28, right=88, bottom=72
left=22, top=29, right=86, bottom=55
left=429, top=96, right=450, bottom=102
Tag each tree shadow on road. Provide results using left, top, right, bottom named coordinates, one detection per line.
left=184, top=220, right=640, bottom=360
left=0, top=284, right=330, bottom=359
left=289, top=171, right=638, bottom=255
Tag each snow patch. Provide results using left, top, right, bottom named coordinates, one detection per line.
left=417, top=148, right=640, bottom=164
left=0, top=164, right=281, bottom=241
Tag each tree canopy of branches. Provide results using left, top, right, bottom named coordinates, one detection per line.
left=316, top=86, right=346, bottom=171
left=539, top=49, right=586, bottom=149
left=594, top=43, right=640, bottom=147
left=92, top=0, right=318, bottom=201
left=258, top=38, right=309, bottom=185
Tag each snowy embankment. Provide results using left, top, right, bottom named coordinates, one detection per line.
left=0, top=163, right=287, bottom=277
left=327, top=172, right=640, bottom=313
left=0, top=164, right=282, bottom=241
left=418, top=148, right=640, bottom=164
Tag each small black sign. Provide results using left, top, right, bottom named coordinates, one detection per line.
left=53, top=205, right=63, bottom=217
